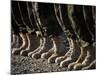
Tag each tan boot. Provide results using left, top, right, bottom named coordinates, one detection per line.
left=32, top=37, right=53, bottom=59
left=47, top=35, right=68, bottom=63
left=60, top=39, right=81, bottom=67
left=28, top=37, right=43, bottom=57
left=73, top=45, right=95, bottom=70
left=68, top=46, right=87, bottom=70
left=55, top=37, right=72, bottom=64
left=20, top=34, right=40, bottom=56
left=12, top=33, right=28, bottom=55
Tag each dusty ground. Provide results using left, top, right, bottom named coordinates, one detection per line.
left=11, top=54, right=96, bottom=75
left=11, top=54, right=69, bottom=75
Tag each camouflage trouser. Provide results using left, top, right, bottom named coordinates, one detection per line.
left=12, top=1, right=96, bottom=45
left=67, top=5, right=95, bottom=44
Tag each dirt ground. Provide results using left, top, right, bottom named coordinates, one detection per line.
left=11, top=54, right=69, bottom=75
left=11, top=53, right=96, bottom=75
